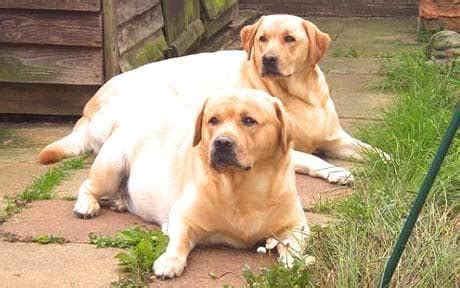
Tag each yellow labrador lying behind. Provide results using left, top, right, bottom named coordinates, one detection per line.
left=73, top=89, right=309, bottom=279
left=39, top=15, right=386, bottom=184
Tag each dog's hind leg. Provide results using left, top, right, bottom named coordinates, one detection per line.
left=73, top=134, right=127, bottom=218
left=292, top=150, right=354, bottom=185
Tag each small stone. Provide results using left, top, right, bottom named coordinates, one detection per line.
left=305, top=256, right=316, bottom=266
left=427, top=30, right=460, bottom=62
left=256, top=246, right=267, bottom=254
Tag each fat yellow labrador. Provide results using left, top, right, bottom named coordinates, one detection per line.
left=73, top=89, right=309, bottom=278
left=39, top=15, right=385, bottom=184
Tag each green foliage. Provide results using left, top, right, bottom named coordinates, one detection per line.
left=245, top=49, right=459, bottom=286
left=89, top=227, right=168, bottom=287
left=243, top=257, right=313, bottom=288
left=331, top=47, right=360, bottom=58
left=32, top=235, right=67, bottom=244
left=1, top=157, right=86, bottom=218
left=315, top=49, right=458, bottom=286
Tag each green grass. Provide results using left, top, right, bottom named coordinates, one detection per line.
left=331, top=47, right=360, bottom=58
left=0, top=157, right=86, bottom=219
left=243, top=49, right=459, bottom=286
left=32, top=235, right=67, bottom=244
left=89, top=226, right=169, bottom=287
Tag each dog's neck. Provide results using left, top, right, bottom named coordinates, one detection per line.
left=243, top=58, right=328, bottom=108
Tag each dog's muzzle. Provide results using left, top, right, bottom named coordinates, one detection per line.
left=261, top=54, right=282, bottom=77
left=210, top=136, right=248, bottom=171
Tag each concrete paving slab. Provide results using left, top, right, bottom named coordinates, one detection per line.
left=1, top=186, right=335, bottom=243
left=328, top=74, right=393, bottom=119
left=0, top=241, right=120, bottom=287
left=309, top=17, right=346, bottom=40
left=339, top=117, right=375, bottom=134
left=54, top=166, right=90, bottom=200
left=329, top=17, right=418, bottom=57
left=0, top=147, right=41, bottom=163
left=153, top=214, right=331, bottom=287
left=0, top=162, right=48, bottom=200
left=153, top=247, right=273, bottom=287
left=321, top=57, right=381, bottom=75
left=296, top=175, right=351, bottom=209
left=0, top=122, right=73, bottom=149
left=1, top=200, right=158, bottom=243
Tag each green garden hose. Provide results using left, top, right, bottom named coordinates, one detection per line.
left=380, top=103, right=459, bottom=288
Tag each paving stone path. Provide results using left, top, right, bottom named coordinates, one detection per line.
left=0, top=13, right=417, bottom=287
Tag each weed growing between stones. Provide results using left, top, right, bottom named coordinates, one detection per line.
left=32, top=235, right=68, bottom=244
left=89, top=226, right=168, bottom=287
left=0, top=156, right=86, bottom=221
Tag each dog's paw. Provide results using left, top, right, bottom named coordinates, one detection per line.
left=265, top=237, right=279, bottom=250
left=323, top=167, right=354, bottom=185
left=73, top=193, right=100, bottom=219
left=153, top=253, right=186, bottom=280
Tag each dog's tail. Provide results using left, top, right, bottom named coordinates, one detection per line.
left=38, top=116, right=91, bottom=164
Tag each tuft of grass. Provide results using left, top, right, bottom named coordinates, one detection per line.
left=32, top=235, right=67, bottom=244
left=244, top=49, right=459, bottom=286
left=1, top=156, right=86, bottom=219
left=89, top=226, right=168, bottom=287
left=331, top=47, right=360, bottom=58
left=61, top=195, right=78, bottom=201
left=243, top=257, right=314, bottom=287
left=314, top=49, right=458, bottom=286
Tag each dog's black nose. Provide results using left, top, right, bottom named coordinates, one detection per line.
left=262, top=54, right=277, bottom=66
left=214, top=136, right=234, bottom=149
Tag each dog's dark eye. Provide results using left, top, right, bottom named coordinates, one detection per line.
left=242, top=116, right=257, bottom=126
left=209, top=117, right=219, bottom=126
left=284, top=35, right=296, bottom=43
left=259, top=35, right=267, bottom=42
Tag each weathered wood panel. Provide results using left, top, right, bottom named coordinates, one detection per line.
left=116, top=0, right=160, bottom=25
left=119, top=31, right=167, bottom=72
left=117, top=4, right=164, bottom=54
left=0, top=45, right=103, bottom=85
left=201, top=0, right=237, bottom=20
left=102, top=0, right=119, bottom=81
left=202, top=2, right=238, bottom=39
left=0, top=83, right=97, bottom=115
left=0, top=10, right=102, bottom=47
left=0, top=0, right=101, bottom=12
left=161, top=0, right=201, bottom=43
left=161, top=0, right=203, bottom=56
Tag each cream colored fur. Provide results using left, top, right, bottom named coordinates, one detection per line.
left=73, top=89, right=310, bottom=278
left=37, top=15, right=390, bottom=185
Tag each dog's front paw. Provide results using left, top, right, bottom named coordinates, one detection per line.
left=153, top=253, right=186, bottom=280
left=73, top=193, right=100, bottom=219
left=323, top=167, right=354, bottom=185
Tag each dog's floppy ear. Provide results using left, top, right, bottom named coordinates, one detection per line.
left=240, top=18, right=263, bottom=60
left=273, top=99, right=293, bottom=153
left=303, top=20, right=330, bottom=66
left=193, top=99, right=208, bottom=147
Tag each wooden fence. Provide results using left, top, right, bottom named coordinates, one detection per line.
left=0, top=0, right=238, bottom=115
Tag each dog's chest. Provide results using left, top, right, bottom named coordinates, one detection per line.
left=212, top=205, right=284, bottom=245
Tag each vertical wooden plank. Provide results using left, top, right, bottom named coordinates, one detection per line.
left=102, top=0, right=119, bottom=81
